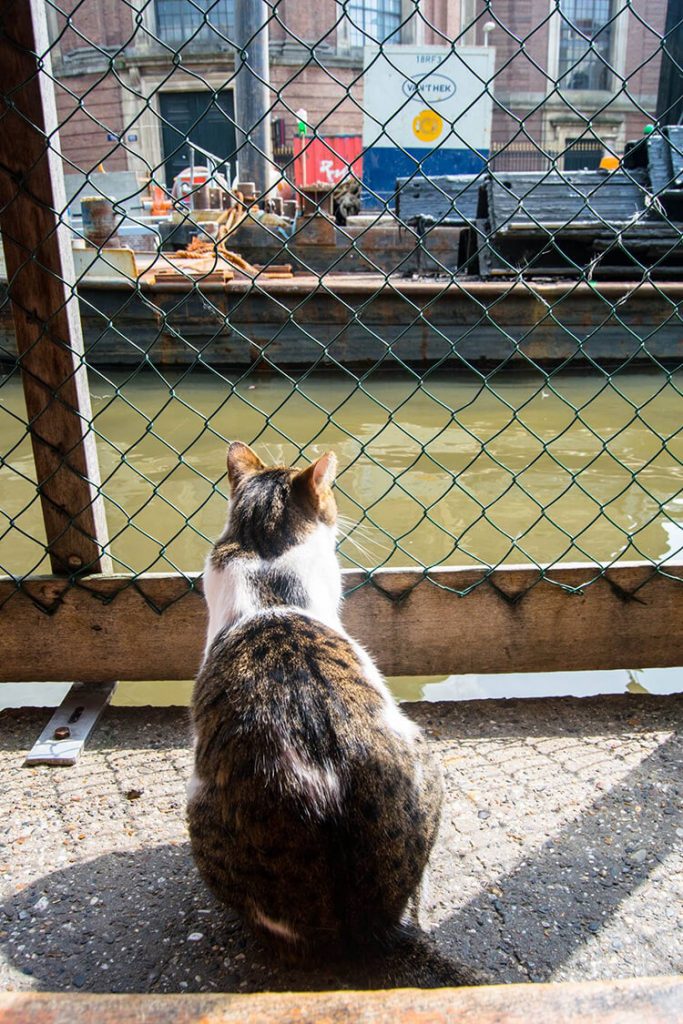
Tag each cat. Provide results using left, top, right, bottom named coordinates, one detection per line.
left=333, top=175, right=361, bottom=226
left=187, top=441, right=444, bottom=958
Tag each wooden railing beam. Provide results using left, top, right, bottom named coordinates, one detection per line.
left=0, top=562, right=681, bottom=682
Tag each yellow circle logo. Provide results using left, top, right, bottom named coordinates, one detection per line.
left=412, top=109, right=444, bottom=143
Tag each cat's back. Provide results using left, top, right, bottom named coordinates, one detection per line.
left=192, top=608, right=407, bottom=832
left=189, top=609, right=442, bottom=947
left=193, top=609, right=382, bottom=745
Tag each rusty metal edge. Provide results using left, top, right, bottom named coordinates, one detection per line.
left=75, top=274, right=683, bottom=299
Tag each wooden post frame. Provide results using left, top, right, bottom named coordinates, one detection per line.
left=0, top=0, right=110, bottom=574
left=0, top=562, right=682, bottom=682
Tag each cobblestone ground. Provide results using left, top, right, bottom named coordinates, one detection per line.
left=0, top=695, right=681, bottom=993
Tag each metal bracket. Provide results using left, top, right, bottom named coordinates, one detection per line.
left=24, top=681, right=117, bottom=767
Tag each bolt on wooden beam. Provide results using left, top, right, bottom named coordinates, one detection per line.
left=24, top=681, right=117, bottom=767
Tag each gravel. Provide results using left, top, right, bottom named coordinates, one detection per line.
left=0, top=694, right=681, bottom=993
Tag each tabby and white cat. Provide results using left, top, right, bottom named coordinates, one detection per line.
left=187, top=442, right=443, bottom=955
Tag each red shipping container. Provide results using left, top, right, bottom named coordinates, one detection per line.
left=292, top=134, right=363, bottom=187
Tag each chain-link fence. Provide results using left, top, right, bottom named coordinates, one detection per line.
left=1, top=0, right=683, bottom=621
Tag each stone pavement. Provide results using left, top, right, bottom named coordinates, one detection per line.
left=0, top=695, right=681, bottom=993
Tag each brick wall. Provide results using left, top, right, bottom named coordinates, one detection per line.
left=623, top=0, right=667, bottom=114
left=50, top=0, right=134, bottom=57
left=50, top=0, right=134, bottom=173
left=54, top=73, right=128, bottom=173
left=270, top=65, right=363, bottom=140
left=423, top=0, right=463, bottom=45
left=485, top=0, right=552, bottom=103
left=272, top=0, right=339, bottom=46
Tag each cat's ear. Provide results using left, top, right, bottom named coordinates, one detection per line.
left=227, top=441, right=265, bottom=488
left=296, top=452, right=337, bottom=503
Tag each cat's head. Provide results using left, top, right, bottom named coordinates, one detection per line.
left=224, top=441, right=338, bottom=558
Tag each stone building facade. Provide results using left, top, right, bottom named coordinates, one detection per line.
left=486, top=0, right=667, bottom=161
left=47, top=0, right=668, bottom=183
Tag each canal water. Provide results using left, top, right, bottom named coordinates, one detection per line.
left=2, top=366, right=682, bottom=707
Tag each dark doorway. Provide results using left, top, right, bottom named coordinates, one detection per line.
left=159, top=90, right=236, bottom=188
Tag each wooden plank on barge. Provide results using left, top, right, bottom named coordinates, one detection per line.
left=0, top=975, right=681, bottom=1024
left=0, top=561, right=681, bottom=682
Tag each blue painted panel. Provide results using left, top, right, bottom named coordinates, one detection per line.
left=362, top=146, right=488, bottom=207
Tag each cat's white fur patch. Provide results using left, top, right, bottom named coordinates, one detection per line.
left=407, top=865, right=430, bottom=928
left=276, top=522, right=342, bottom=628
left=202, top=553, right=259, bottom=656
left=253, top=908, right=300, bottom=943
left=380, top=699, right=420, bottom=746
left=281, top=747, right=341, bottom=812
left=202, top=522, right=341, bottom=657
left=186, top=771, right=204, bottom=803
left=345, top=634, right=420, bottom=746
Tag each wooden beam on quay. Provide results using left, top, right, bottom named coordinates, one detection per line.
left=0, top=561, right=681, bottom=682
left=0, top=0, right=110, bottom=574
left=0, top=975, right=681, bottom=1024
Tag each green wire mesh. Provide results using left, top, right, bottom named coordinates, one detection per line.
left=1, top=0, right=683, bottom=613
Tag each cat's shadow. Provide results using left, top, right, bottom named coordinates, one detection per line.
left=0, top=840, right=466, bottom=992
left=1, top=729, right=680, bottom=992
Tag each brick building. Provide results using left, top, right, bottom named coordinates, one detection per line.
left=486, top=0, right=668, bottom=164
left=47, top=0, right=668, bottom=185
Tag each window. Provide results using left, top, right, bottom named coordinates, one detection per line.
left=558, top=1, right=613, bottom=91
left=345, top=0, right=402, bottom=46
left=154, top=0, right=234, bottom=46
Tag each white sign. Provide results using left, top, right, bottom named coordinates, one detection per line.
left=362, top=45, right=495, bottom=152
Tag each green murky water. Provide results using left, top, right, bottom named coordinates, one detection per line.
left=1, top=366, right=682, bottom=706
